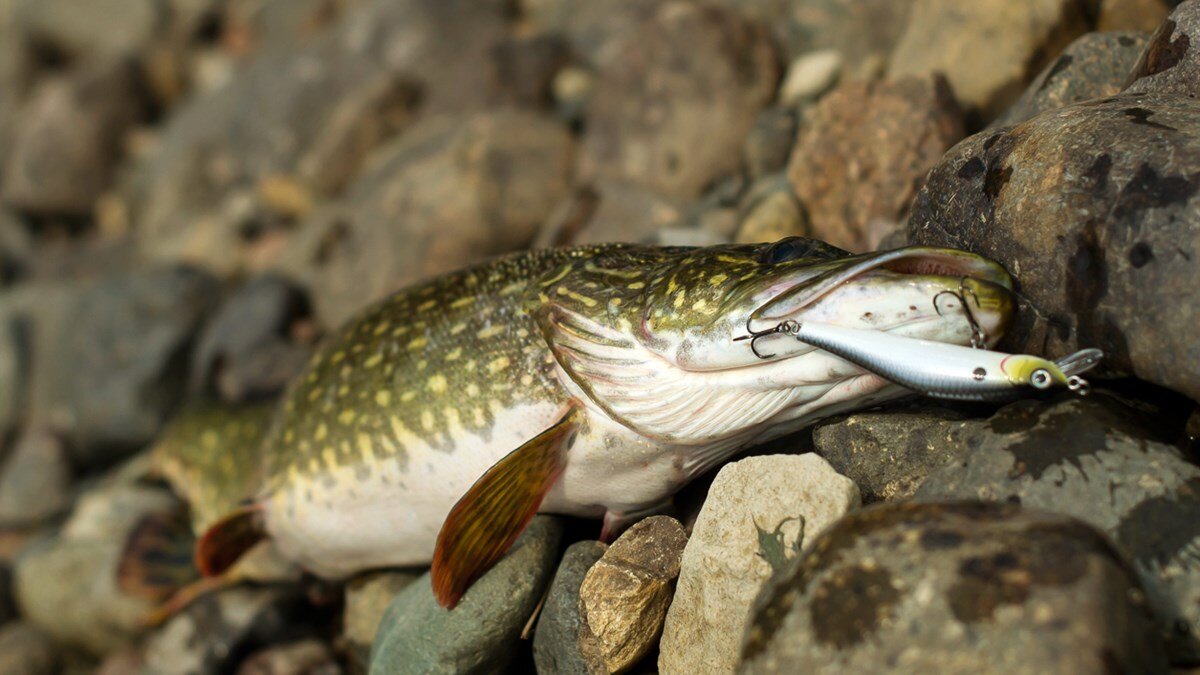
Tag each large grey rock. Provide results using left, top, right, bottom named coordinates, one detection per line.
left=994, top=31, right=1151, bottom=128
left=578, top=2, right=778, bottom=201
left=913, top=395, right=1200, bottom=661
left=908, top=92, right=1200, bottom=401
left=580, top=516, right=687, bottom=673
left=1126, top=0, right=1200, bottom=99
left=739, top=501, right=1168, bottom=674
left=2, top=60, right=145, bottom=216
left=281, top=110, right=574, bottom=326
left=888, top=0, right=1091, bottom=120
left=369, top=516, right=562, bottom=674
left=14, top=477, right=175, bottom=654
left=660, top=454, right=860, bottom=675
left=533, top=540, right=608, bottom=675
left=788, top=75, right=962, bottom=252
left=28, top=267, right=220, bottom=467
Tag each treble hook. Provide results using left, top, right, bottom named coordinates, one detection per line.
left=734, top=318, right=802, bottom=359
left=933, top=277, right=987, bottom=349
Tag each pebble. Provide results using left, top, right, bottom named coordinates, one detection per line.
left=533, top=540, right=608, bottom=675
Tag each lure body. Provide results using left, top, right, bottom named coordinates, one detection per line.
left=786, top=321, right=1098, bottom=401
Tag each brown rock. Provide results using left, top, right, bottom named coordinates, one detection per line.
left=3, top=60, right=144, bottom=216
left=579, top=2, right=779, bottom=201
left=579, top=516, right=688, bottom=673
left=1126, top=0, right=1200, bottom=99
left=734, top=174, right=809, bottom=244
left=1097, top=0, right=1173, bottom=31
left=280, top=110, right=575, bottom=326
left=535, top=181, right=685, bottom=247
left=788, top=76, right=963, bottom=252
left=342, top=569, right=420, bottom=668
left=888, top=0, right=1091, bottom=120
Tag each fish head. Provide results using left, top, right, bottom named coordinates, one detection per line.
left=534, top=238, right=1016, bottom=445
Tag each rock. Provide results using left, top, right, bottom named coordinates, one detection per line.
left=491, top=34, right=573, bottom=110
left=519, top=0, right=664, bottom=69
left=788, top=76, right=962, bottom=253
left=0, top=208, right=30, bottom=284
left=2, top=60, right=145, bottom=216
left=0, top=298, right=26, bottom=442
left=129, top=37, right=418, bottom=275
left=709, top=0, right=914, bottom=75
left=369, top=516, right=562, bottom=674
left=0, top=622, right=59, bottom=675
left=190, top=274, right=315, bottom=402
left=578, top=2, right=779, bottom=201
left=660, top=454, right=860, bottom=675
left=283, top=110, right=574, bottom=326
left=734, top=174, right=809, bottom=244
left=224, top=0, right=362, bottom=55
left=778, top=50, right=842, bottom=106
left=742, top=109, right=799, bottom=181
left=144, top=586, right=320, bottom=675
left=579, top=516, right=687, bottom=673
left=14, top=477, right=176, bottom=654
left=237, top=639, right=341, bottom=675
left=1098, top=0, right=1174, bottom=32
left=911, top=395, right=1200, bottom=661
left=0, top=566, right=15, bottom=627
left=535, top=181, right=685, bottom=247
left=740, top=501, right=1168, bottom=673
left=533, top=540, right=608, bottom=675
left=908, top=92, right=1200, bottom=401
left=14, top=0, right=163, bottom=61
left=343, top=569, right=421, bottom=670
left=812, top=408, right=973, bottom=503
left=28, top=267, right=220, bottom=468
left=993, top=31, right=1150, bottom=128
left=1126, top=0, right=1200, bottom=99
left=0, top=428, right=71, bottom=527
left=888, top=0, right=1091, bottom=120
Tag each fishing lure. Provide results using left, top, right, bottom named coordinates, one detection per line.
left=739, top=319, right=1102, bottom=402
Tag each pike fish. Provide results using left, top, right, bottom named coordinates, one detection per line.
left=191, top=238, right=1015, bottom=608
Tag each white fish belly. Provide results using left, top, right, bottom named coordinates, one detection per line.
left=263, top=401, right=563, bottom=578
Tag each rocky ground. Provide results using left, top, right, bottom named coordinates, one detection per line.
left=0, top=0, right=1197, bottom=673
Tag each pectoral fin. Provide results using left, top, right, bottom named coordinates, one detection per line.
left=431, top=406, right=580, bottom=609
left=194, top=504, right=266, bottom=577
left=116, top=508, right=199, bottom=602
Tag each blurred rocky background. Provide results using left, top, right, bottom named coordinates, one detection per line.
left=0, top=0, right=1197, bottom=672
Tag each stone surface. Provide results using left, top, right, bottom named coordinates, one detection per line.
left=1126, top=0, right=1200, bottom=99
left=128, top=36, right=418, bottom=275
left=0, top=298, right=25, bottom=442
left=190, top=274, right=315, bottom=402
left=520, top=0, right=664, bottom=69
left=369, top=516, right=562, bottom=674
left=0, top=428, right=71, bottom=527
left=812, top=408, right=978, bottom=504
left=533, top=540, right=608, bottom=675
left=911, top=394, right=1200, bottom=661
left=535, top=180, right=685, bottom=247
left=888, top=0, right=1091, bottom=120
left=0, top=622, right=59, bottom=675
left=1098, top=0, right=1175, bottom=32
left=709, top=0, right=914, bottom=74
left=788, top=76, right=962, bottom=252
left=908, top=92, right=1200, bottom=401
left=0, top=208, right=30, bottom=285
left=343, top=569, right=421, bottom=669
left=580, top=516, right=687, bottom=673
left=236, top=639, right=341, bottom=675
left=778, top=50, right=842, bottom=106
left=994, top=31, right=1150, bottom=128
left=15, top=0, right=163, bottom=60
left=144, top=586, right=319, bottom=675
left=2, top=60, right=145, bottom=216
left=660, top=454, right=861, bottom=675
left=578, top=2, right=778, bottom=200
left=739, top=501, right=1168, bottom=673
left=14, top=478, right=176, bottom=654
left=734, top=174, right=809, bottom=245
left=282, top=110, right=574, bottom=326
left=27, top=267, right=220, bottom=467
left=742, top=109, right=798, bottom=181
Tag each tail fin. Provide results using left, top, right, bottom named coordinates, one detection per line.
left=117, top=509, right=199, bottom=602
left=194, top=504, right=267, bottom=577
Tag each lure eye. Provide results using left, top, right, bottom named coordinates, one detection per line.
left=1030, top=369, right=1052, bottom=390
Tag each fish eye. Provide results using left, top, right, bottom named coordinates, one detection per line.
left=1030, top=369, right=1052, bottom=389
left=761, top=237, right=811, bottom=265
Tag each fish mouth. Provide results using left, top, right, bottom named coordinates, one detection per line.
left=743, top=246, right=1015, bottom=355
